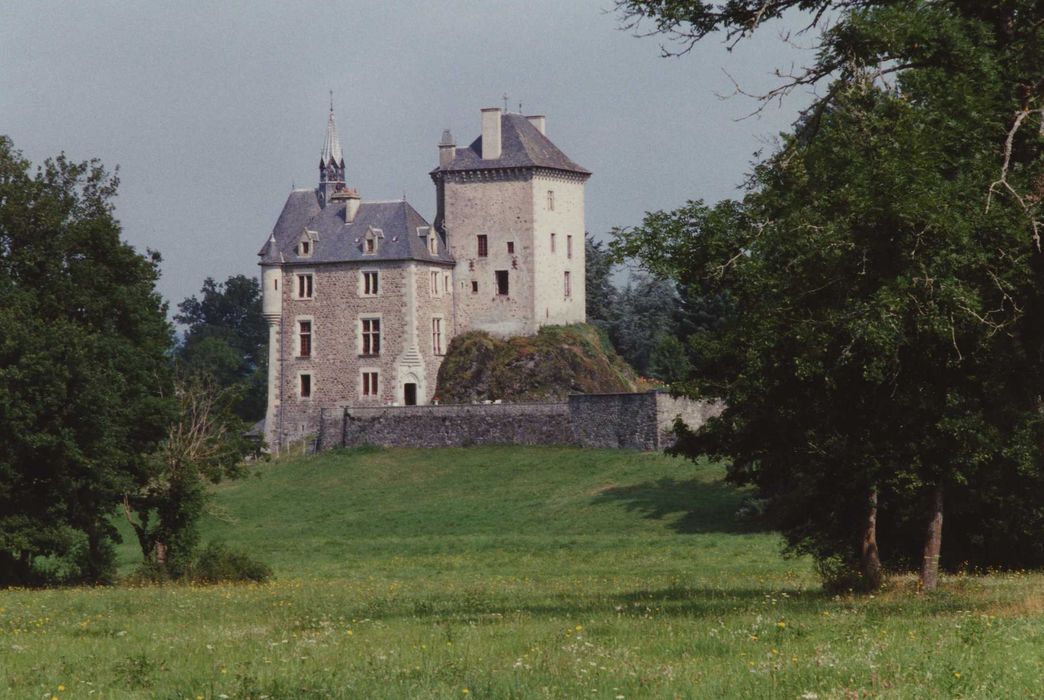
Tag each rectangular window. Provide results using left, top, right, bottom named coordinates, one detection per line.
left=298, top=320, right=312, bottom=357
left=296, top=273, right=313, bottom=299
left=428, top=233, right=438, bottom=255
left=430, top=270, right=439, bottom=296
left=547, top=190, right=555, bottom=210
left=507, top=241, right=514, bottom=254
left=300, top=240, right=311, bottom=256
left=495, top=270, right=509, bottom=296
left=471, top=280, right=478, bottom=293
left=444, top=273, right=451, bottom=293
left=567, top=234, right=573, bottom=259
left=361, top=318, right=381, bottom=355
left=365, top=237, right=376, bottom=254
left=362, top=371, right=379, bottom=397
left=362, top=271, right=379, bottom=296
left=300, top=373, right=312, bottom=398
left=432, top=318, right=443, bottom=355
left=477, top=234, right=488, bottom=257
left=550, top=233, right=556, bottom=253
left=564, top=271, right=571, bottom=298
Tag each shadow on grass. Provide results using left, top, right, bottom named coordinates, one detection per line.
left=591, top=477, right=766, bottom=534
left=338, top=584, right=986, bottom=626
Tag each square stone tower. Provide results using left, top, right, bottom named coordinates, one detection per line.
left=431, top=108, right=591, bottom=337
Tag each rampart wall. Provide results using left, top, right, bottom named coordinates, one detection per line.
left=306, top=391, right=721, bottom=452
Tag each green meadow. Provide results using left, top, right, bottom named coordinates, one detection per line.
left=2, top=446, right=1042, bottom=698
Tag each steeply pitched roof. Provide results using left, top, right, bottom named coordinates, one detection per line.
left=433, top=113, right=590, bottom=177
left=321, top=108, right=344, bottom=166
left=259, top=191, right=452, bottom=266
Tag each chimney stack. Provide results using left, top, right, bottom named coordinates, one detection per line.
left=526, top=115, right=546, bottom=136
left=332, top=187, right=362, bottom=223
left=481, top=107, right=502, bottom=160
left=438, top=129, right=456, bottom=169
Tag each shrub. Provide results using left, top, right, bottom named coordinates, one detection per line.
left=188, top=541, right=272, bottom=583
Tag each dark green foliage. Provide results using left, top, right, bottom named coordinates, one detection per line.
left=0, top=137, right=174, bottom=585
left=434, top=324, right=645, bottom=402
left=585, top=234, right=618, bottom=332
left=128, top=541, right=271, bottom=584
left=613, top=1, right=1044, bottom=585
left=188, top=541, right=272, bottom=583
left=610, top=272, right=680, bottom=377
left=175, top=274, right=267, bottom=421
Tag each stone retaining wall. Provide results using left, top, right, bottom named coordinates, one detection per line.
left=342, top=402, right=572, bottom=448
left=306, top=391, right=721, bottom=452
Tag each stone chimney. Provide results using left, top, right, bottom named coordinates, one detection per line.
left=526, top=115, right=546, bottom=136
left=333, top=187, right=362, bottom=223
left=481, top=107, right=502, bottom=160
left=439, top=129, right=456, bottom=169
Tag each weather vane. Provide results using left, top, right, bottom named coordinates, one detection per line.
left=502, top=93, right=509, bottom=111
left=329, top=89, right=334, bottom=112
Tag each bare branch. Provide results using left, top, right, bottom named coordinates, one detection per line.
left=987, top=107, right=1044, bottom=249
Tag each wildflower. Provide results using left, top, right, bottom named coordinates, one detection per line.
left=575, top=625, right=583, bottom=631
left=463, top=689, right=470, bottom=695
left=777, top=620, right=786, bottom=629
left=954, top=671, right=961, bottom=678
left=58, top=686, right=65, bottom=692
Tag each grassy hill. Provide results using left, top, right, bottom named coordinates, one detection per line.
left=2, top=447, right=1042, bottom=699
left=434, top=324, right=650, bottom=402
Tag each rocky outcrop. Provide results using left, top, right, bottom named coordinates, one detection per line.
left=434, top=324, right=647, bottom=403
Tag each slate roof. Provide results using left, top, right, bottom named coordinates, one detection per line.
left=259, top=190, right=452, bottom=266
left=432, top=113, right=590, bottom=177
left=321, top=109, right=344, bottom=166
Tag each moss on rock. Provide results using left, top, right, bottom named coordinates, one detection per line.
left=434, top=324, right=647, bottom=403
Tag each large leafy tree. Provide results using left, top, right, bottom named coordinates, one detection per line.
left=0, top=137, right=174, bottom=585
left=175, top=274, right=267, bottom=421
left=613, top=1, right=1044, bottom=589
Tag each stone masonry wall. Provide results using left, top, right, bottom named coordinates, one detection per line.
left=310, top=391, right=719, bottom=452
left=654, top=393, right=724, bottom=449
left=568, top=392, right=660, bottom=450
left=342, top=402, right=572, bottom=448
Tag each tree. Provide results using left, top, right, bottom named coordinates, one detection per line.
left=611, top=273, right=681, bottom=377
left=0, top=137, right=173, bottom=585
left=612, top=1, right=1044, bottom=590
left=122, top=375, right=253, bottom=577
left=585, top=234, right=618, bottom=334
left=175, top=275, right=267, bottom=421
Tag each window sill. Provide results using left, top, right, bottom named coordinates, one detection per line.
left=358, top=354, right=381, bottom=358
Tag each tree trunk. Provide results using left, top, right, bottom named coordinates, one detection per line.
left=920, top=485, right=944, bottom=591
left=861, top=485, right=883, bottom=589
left=154, top=540, right=168, bottom=566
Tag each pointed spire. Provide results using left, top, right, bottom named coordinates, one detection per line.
left=321, top=95, right=344, bottom=167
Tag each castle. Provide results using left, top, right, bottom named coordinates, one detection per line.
left=259, top=105, right=591, bottom=449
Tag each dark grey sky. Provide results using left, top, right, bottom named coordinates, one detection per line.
left=2, top=1, right=813, bottom=307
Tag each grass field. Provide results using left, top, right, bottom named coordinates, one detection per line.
left=2, top=446, right=1042, bottom=699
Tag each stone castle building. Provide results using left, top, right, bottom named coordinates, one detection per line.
left=260, top=105, right=591, bottom=449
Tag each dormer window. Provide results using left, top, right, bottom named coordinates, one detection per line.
left=363, top=227, right=383, bottom=255
left=298, top=229, right=318, bottom=257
